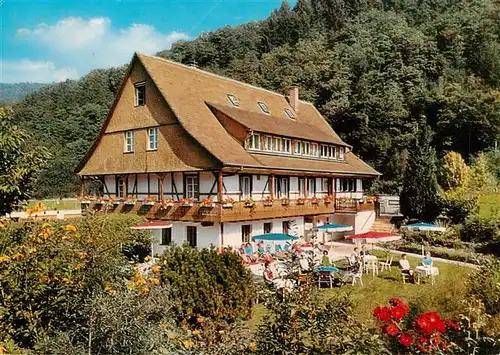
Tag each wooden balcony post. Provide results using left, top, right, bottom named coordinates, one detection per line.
left=158, top=173, right=165, bottom=199
left=217, top=170, right=223, bottom=203
left=270, top=175, right=275, bottom=199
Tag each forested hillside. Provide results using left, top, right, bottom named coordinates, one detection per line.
left=12, top=0, right=500, bottom=197
left=0, top=83, right=46, bottom=103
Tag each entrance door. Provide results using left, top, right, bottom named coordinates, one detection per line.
left=187, top=226, right=197, bottom=247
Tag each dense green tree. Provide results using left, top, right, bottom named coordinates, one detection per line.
left=0, top=108, right=49, bottom=215
left=400, top=124, right=442, bottom=221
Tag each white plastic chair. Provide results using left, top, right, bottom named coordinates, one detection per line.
left=343, top=265, right=364, bottom=286
left=363, top=259, right=379, bottom=277
left=379, top=256, right=393, bottom=272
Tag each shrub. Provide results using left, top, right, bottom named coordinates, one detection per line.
left=158, top=245, right=255, bottom=326
left=461, top=215, right=500, bottom=243
left=466, top=258, right=500, bottom=318
left=0, top=214, right=150, bottom=348
left=441, top=189, right=478, bottom=224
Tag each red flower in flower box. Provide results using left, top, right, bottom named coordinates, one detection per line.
left=398, top=333, right=413, bottom=347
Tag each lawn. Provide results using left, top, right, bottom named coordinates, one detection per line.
left=25, top=199, right=81, bottom=211
left=250, top=251, right=474, bottom=330
left=478, top=193, right=500, bottom=218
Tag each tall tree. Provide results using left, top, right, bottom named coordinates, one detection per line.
left=400, top=123, right=442, bottom=221
left=0, top=108, right=49, bottom=215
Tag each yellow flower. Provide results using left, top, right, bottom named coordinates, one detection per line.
left=41, top=223, right=51, bottom=228
left=183, top=340, right=194, bottom=349
left=62, top=277, right=73, bottom=284
left=152, top=265, right=161, bottom=273
left=136, top=277, right=146, bottom=285
left=144, top=255, right=152, bottom=262
left=161, top=323, right=168, bottom=329
left=64, top=224, right=77, bottom=232
left=104, top=286, right=113, bottom=292
left=192, top=329, right=201, bottom=336
left=140, top=286, right=150, bottom=295
left=135, top=272, right=142, bottom=279
left=196, top=316, right=205, bottom=324
left=0, top=255, right=11, bottom=263
left=127, top=280, right=135, bottom=289
left=249, top=343, right=256, bottom=351
left=149, top=277, right=160, bottom=285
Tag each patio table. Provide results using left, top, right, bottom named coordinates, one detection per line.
left=315, top=266, right=340, bottom=273
left=362, top=255, right=378, bottom=276
left=415, top=266, right=439, bottom=285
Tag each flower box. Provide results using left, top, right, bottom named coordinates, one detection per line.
left=180, top=199, right=194, bottom=207
left=281, top=199, right=290, bottom=206
left=244, top=202, right=255, bottom=208
left=222, top=203, right=234, bottom=208
left=142, top=201, right=156, bottom=206
left=296, top=199, right=306, bottom=205
left=80, top=200, right=91, bottom=205
left=200, top=203, right=215, bottom=208
left=124, top=201, right=136, bottom=206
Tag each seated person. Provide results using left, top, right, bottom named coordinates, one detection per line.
left=421, top=252, right=433, bottom=267
left=399, top=254, right=414, bottom=275
left=349, top=247, right=361, bottom=265
left=263, top=261, right=274, bottom=285
left=321, top=250, right=331, bottom=267
left=244, top=243, right=257, bottom=263
left=257, top=241, right=265, bottom=255
left=360, top=245, right=370, bottom=257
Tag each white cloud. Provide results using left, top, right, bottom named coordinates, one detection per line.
left=6, top=17, right=189, bottom=83
left=0, top=59, right=79, bottom=83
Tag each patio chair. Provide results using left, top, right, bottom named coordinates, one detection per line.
left=363, top=259, right=379, bottom=277
left=401, top=269, right=412, bottom=284
left=318, top=271, right=333, bottom=288
left=342, top=265, right=363, bottom=286
left=378, top=256, right=393, bottom=272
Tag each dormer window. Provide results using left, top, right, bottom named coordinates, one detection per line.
left=227, top=94, right=240, bottom=107
left=339, top=146, right=345, bottom=160
left=134, top=83, right=146, bottom=106
left=249, top=134, right=260, bottom=150
left=284, top=108, right=295, bottom=119
left=258, top=102, right=270, bottom=114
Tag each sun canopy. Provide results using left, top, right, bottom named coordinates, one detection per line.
left=314, top=223, right=353, bottom=233
left=345, top=231, right=401, bottom=243
left=401, top=222, right=446, bottom=232
left=252, top=233, right=299, bottom=242
left=131, top=221, right=172, bottom=230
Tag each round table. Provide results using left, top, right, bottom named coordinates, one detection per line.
left=316, top=266, right=340, bottom=273
left=415, top=266, right=439, bottom=285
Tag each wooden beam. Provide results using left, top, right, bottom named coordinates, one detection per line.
left=217, top=170, right=223, bottom=203
left=270, top=175, right=275, bottom=199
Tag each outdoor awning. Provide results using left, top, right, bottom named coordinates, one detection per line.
left=252, top=233, right=299, bottom=242
left=131, top=221, right=173, bottom=230
left=313, top=223, right=353, bottom=233
left=401, top=222, right=446, bottom=232
left=345, top=231, right=401, bottom=243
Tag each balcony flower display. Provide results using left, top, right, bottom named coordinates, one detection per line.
left=180, top=198, right=194, bottom=207
left=263, top=196, right=274, bottom=206
left=142, top=196, right=157, bottom=206
left=124, top=196, right=137, bottom=205
left=323, top=195, right=334, bottom=204
left=108, top=196, right=120, bottom=206
left=200, top=197, right=214, bottom=208
left=310, top=196, right=321, bottom=205
left=366, top=195, right=377, bottom=203
left=77, top=195, right=93, bottom=204
left=244, top=198, right=255, bottom=208
left=280, top=197, right=289, bottom=205
left=222, top=198, right=235, bottom=208
left=94, top=196, right=107, bottom=205
left=296, top=197, right=306, bottom=205
left=159, top=197, right=174, bottom=209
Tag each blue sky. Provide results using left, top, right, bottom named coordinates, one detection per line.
left=1, top=0, right=295, bottom=83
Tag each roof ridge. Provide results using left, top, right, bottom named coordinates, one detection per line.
left=136, top=52, right=316, bottom=105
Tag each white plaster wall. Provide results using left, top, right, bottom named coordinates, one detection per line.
left=104, top=175, right=116, bottom=195
left=200, top=172, right=217, bottom=201
left=152, top=222, right=220, bottom=254
left=162, top=176, right=172, bottom=198
left=252, top=175, right=270, bottom=200
left=149, top=175, right=159, bottom=194
left=137, top=174, right=148, bottom=200
left=223, top=175, right=239, bottom=200
left=289, top=177, right=299, bottom=199
left=354, top=210, right=376, bottom=234
left=126, top=175, right=136, bottom=196
left=172, top=172, right=183, bottom=200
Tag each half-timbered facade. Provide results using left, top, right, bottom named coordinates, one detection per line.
left=76, top=53, right=379, bottom=251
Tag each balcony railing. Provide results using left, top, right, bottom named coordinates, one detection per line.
left=335, top=199, right=375, bottom=213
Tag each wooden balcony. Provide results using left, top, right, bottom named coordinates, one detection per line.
left=83, top=199, right=336, bottom=223
left=335, top=199, right=375, bottom=213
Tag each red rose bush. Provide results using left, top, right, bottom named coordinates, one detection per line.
left=373, top=298, right=461, bottom=353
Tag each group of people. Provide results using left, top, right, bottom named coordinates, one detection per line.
left=398, top=251, right=434, bottom=283
left=239, top=240, right=313, bottom=265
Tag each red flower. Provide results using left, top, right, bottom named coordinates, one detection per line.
left=446, top=320, right=460, bottom=330
left=434, top=319, right=446, bottom=333
left=426, top=312, right=441, bottom=324
left=416, top=315, right=433, bottom=334
left=398, top=333, right=414, bottom=347
left=373, top=306, right=392, bottom=322
left=391, top=305, right=408, bottom=320
left=389, top=298, right=410, bottom=313
left=384, top=323, right=399, bottom=337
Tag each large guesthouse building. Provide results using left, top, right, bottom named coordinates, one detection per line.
left=76, top=53, right=379, bottom=253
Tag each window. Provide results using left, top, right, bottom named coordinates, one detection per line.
left=276, top=177, right=289, bottom=198
left=302, top=142, right=310, bottom=155
left=264, top=222, right=272, bottom=234
left=307, top=177, right=316, bottom=197
left=187, top=226, right=197, bottom=247
left=329, top=146, right=335, bottom=159
left=258, top=102, right=270, bottom=114
left=116, top=176, right=125, bottom=198
left=294, top=141, right=302, bottom=155
left=264, top=136, right=273, bottom=151
left=340, top=178, right=356, bottom=192
left=298, top=177, right=306, bottom=197
left=321, top=145, right=328, bottom=158
left=273, top=137, right=282, bottom=152
left=185, top=175, right=199, bottom=200
left=242, top=225, right=251, bottom=243
left=161, top=228, right=172, bottom=245
left=134, top=83, right=146, bottom=106
left=284, top=108, right=295, bottom=119
left=339, top=146, right=345, bottom=160
left=241, top=175, right=252, bottom=199
left=227, top=94, right=240, bottom=107
left=311, top=143, right=319, bottom=157
left=148, top=128, right=158, bottom=150
left=282, top=138, right=291, bottom=153
left=124, top=131, right=134, bottom=153
left=282, top=221, right=290, bottom=235
left=249, top=134, right=260, bottom=150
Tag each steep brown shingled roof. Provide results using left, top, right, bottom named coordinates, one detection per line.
left=207, top=103, right=348, bottom=145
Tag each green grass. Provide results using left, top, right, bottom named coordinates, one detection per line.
left=25, top=199, right=81, bottom=211
left=249, top=251, right=473, bottom=330
left=478, top=193, right=500, bottom=218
